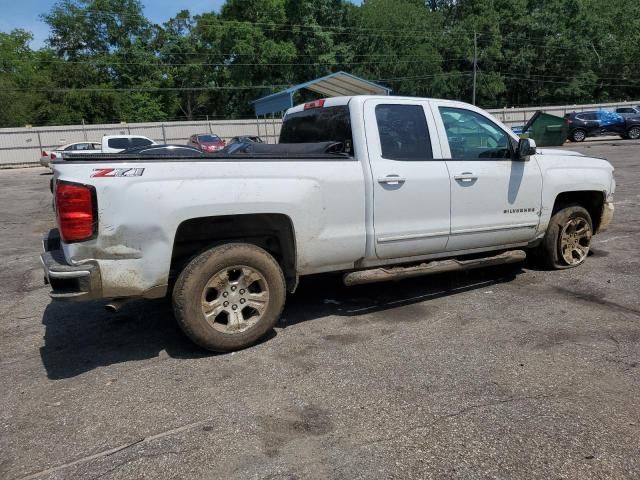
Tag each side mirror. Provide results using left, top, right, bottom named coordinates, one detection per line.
left=517, top=138, right=537, bottom=159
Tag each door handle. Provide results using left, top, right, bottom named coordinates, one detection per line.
left=378, top=175, right=406, bottom=185
left=454, top=172, right=478, bottom=182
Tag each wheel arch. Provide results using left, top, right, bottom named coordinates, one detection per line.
left=170, top=213, right=298, bottom=292
left=552, top=190, right=606, bottom=232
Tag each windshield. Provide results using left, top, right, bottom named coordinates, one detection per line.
left=279, top=105, right=353, bottom=154
left=197, top=134, right=222, bottom=143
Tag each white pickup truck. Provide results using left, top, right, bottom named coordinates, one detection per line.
left=42, top=96, right=615, bottom=351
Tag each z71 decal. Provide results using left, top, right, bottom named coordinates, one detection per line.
left=91, top=168, right=145, bottom=178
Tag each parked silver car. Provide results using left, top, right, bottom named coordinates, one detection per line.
left=614, top=106, right=640, bottom=118
left=40, top=141, right=101, bottom=167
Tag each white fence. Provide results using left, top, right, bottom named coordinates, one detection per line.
left=0, top=118, right=281, bottom=168
left=488, top=100, right=640, bottom=127
left=1, top=99, right=638, bottom=168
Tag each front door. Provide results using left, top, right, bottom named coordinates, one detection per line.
left=431, top=103, right=543, bottom=252
left=364, top=99, right=451, bottom=260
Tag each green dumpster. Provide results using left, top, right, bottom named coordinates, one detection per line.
left=520, top=111, right=569, bottom=147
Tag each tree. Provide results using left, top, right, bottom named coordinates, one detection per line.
left=350, top=0, right=444, bottom=97
left=41, top=0, right=168, bottom=123
left=1, top=0, right=640, bottom=127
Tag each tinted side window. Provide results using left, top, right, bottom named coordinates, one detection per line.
left=131, top=138, right=153, bottom=147
left=108, top=138, right=130, bottom=149
left=439, top=107, right=511, bottom=160
left=280, top=106, right=353, bottom=154
left=375, top=104, right=432, bottom=161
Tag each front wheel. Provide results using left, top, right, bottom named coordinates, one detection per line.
left=537, top=206, right=593, bottom=269
left=626, top=125, right=640, bottom=140
left=172, top=243, right=286, bottom=352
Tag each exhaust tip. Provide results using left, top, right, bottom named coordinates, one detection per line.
left=104, top=298, right=128, bottom=313
left=104, top=304, right=118, bottom=313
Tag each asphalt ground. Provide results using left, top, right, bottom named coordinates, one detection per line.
left=1, top=139, right=639, bottom=480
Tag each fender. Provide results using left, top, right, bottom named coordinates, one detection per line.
left=536, top=155, right=614, bottom=237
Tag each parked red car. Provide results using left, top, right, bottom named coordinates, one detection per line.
left=187, top=134, right=226, bottom=153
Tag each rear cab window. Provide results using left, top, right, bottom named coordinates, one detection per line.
left=280, top=105, right=354, bottom=155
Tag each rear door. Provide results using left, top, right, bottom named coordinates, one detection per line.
left=597, top=111, right=625, bottom=135
left=364, top=99, right=451, bottom=259
left=579, top=113, right=600, bottom=134
left=431, top=102, right=542, bottom=251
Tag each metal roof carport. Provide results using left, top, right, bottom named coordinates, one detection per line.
left=252, top=71, right=391, bottom=117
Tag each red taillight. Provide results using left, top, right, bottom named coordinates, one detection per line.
left=304, top=99, right=326, bottom=110
left=50, top=152, right=57, bottom=160
left=41, top=150, right=48, bottom=157
left=55, top=181, right=96, bottom=242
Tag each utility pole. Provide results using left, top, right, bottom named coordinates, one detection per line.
left=472, top=31, right=477, bottom=105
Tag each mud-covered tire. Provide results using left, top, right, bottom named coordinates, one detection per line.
left=536, top=205, right=593, bottom=270
left=172, top=243, right=286, bottom=352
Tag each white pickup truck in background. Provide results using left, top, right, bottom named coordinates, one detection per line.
left=100, top=134, right=156, bottom=153
left=42, top=96, right=615, bottom=351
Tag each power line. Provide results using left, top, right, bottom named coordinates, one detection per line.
left=0, top=85, right=293, bottom=92
left=6, top=57, right=468, bottom=68
left=4, top=70, right=640, bottom=93
left=0, top=72, right=473, bottom=93
left=53, top=8, right=489, bottom=36
left=499, top=74, right=640, bottom=88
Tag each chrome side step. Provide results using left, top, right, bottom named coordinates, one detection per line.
left=343, top=250, right=527, bottom=287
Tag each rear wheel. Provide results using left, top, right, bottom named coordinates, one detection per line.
left=627, top=125, right=640, bottom=140
left=172, top=243, right=286, bottom=352
left=570, top=129, right=587, bottom=142
left=537, top=206, right=593, bottom=269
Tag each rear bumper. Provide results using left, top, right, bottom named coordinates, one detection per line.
left=40, top=229, right=102, bottom=301
left=597, top=201, right=614, bottom=234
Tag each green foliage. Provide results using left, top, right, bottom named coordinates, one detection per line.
left=0, top=0, right=639, bottom=126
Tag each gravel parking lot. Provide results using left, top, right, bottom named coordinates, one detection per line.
left=1, top=139, right=639, bottom=480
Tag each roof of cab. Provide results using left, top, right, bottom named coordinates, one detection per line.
left=284, top=95, right=475, bottom=116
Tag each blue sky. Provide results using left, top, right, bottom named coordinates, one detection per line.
left=0, top=0, right=236, bottom=48
left=2, top=0, right=363, bottom=49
